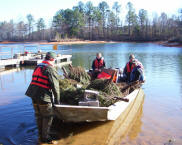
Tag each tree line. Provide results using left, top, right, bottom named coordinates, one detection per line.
left=0, top=1, right=182, bottom=43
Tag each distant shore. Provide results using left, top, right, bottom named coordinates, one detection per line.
left=0, top=40, right=182, bottom=47
left=156, top=41, right=182, bottom=48
left=0, top=40, right=117, bottom=45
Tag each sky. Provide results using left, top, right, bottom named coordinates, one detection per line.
left=0, top=0, right=181, bottom=26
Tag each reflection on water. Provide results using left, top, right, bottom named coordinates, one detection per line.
left=53, top=92, right=144, bottom=145
left=0, top=97, right=37, bottom=145
left=0, top=43, right=182, bottom=144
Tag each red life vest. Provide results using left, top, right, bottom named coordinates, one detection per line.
left=97, top=71, right=117, bottom=83
left=126, top=62, right=134, bottom=73
left=30, top=61, right=52, bottom=89
left=97, top=71, right=111, bottom=79
left=94, top=58, right=104, bottom=69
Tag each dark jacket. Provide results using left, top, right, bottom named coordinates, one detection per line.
left=25, top=62, right=60, bottom=104
left=92, top=57, right=106, bottom=70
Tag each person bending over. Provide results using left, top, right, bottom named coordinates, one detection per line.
left=25, top=51, right=60, bottom=143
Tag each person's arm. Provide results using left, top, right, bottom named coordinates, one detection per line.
left=131, top=67, right=143, bottom=82
left=47, top=66, right=60, bottom=104
left=123, top=65, right=127, bottom=76
left=138, top=68, right=144, bottom=82
left=102, top=60, right=106, bottom=68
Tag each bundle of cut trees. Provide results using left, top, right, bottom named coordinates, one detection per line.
left=60, top=65, right=141, bottom=107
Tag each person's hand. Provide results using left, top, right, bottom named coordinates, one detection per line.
left=140, top=80, right=145, bottom=84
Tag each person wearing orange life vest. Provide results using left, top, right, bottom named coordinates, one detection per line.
left=122, top=54, right=135, bottom=82
left=92, top=53, right=106, bottom=78
left=25, top=52, right=60, bottom=143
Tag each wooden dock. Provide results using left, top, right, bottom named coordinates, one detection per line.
left=22, top=54, right=72, bottom=66
left=0, top=53, right=72, bottom=70
left=0, top=44, right=72, bottom=72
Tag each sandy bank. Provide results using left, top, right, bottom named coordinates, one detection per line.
left=0, top=40, right=117, bottom=45
left=1, top=40, right=182, bottom=48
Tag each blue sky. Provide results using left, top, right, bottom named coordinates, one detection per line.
left=0, top=0, right=181, bottom=26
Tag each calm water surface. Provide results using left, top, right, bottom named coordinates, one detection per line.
left=0, top=43, right=182, bottom=145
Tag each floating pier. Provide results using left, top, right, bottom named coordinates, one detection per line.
left=0, top=44, right=72, bottom=72
left=21, top=53, right=72, bottom=66
left=0, top=53, right=72, bottom=70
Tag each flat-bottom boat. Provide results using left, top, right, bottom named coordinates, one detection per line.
left=54, top=88, right=144, bottom=122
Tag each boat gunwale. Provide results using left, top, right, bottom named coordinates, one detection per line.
left=107, top=89, right=141, bottom=120
left=54, top=89, right=140, bottom=110
left=54, top=104, right=109, bottom=110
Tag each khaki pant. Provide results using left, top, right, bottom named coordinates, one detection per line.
left=32, top=100, right=54, bottom=140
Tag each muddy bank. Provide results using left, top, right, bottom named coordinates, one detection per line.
left=156, top=41, right=182, bottom=48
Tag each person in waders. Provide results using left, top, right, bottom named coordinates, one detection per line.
left=25, top=52, right=60, bottom=143
left=92, top=53, right=106, bottom=78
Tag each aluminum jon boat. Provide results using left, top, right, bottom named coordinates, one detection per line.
left=54, top=88, right=144, bottom=122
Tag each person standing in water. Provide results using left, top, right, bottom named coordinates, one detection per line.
left=25, top=52, right=60, bottom=143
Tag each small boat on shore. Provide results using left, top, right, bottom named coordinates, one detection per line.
left=54, top=88, right=144, bottom=122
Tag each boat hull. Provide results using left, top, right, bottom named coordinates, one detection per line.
left=54, top=88, right=144, bottom=122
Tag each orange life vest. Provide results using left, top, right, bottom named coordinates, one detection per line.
left=94, top=58, right=104, bottom=69
left=30, top=61, right=51, bottom=89
left=126, top=62, right=134, bottom=73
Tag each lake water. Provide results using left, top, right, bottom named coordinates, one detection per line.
left=0, top=42, right=182, bottom=145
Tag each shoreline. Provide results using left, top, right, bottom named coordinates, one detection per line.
left=156, top=41, right=182, bottom=48
left=0, top=40, right=182, bottom=47
left=0, top=40, right=118, bottom=45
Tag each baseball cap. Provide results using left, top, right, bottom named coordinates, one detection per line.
left=45, top=52, right=56, bottom=60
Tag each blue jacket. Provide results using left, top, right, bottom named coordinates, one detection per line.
left=130, top=66, right=144, bottom=82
